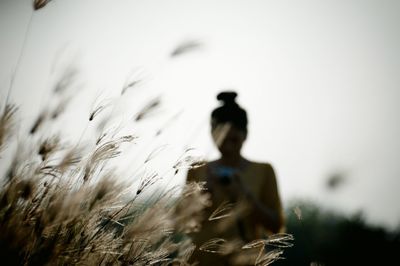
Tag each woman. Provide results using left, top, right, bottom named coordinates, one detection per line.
left=186, top=91, right=285, bottom=265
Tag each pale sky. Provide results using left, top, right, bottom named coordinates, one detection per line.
left=1, top=0, right=400, bottom=230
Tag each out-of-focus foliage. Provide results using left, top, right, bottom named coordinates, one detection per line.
left=274, top=200, right=400, bottom=265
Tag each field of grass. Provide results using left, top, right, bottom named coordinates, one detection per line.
left=0, top=2, right=294, bottom=265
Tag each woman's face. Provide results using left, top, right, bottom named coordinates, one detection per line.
left=212, top=123, right=246, bottom=157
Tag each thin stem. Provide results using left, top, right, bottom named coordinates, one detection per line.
left=4, top=11, right=34, bottom=109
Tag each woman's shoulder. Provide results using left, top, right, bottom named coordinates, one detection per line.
left=245, top=160, right=276, bottom=183
left=246, top=160, right=274, bottom=172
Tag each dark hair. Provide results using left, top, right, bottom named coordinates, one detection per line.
left=211, top=91, right=248, bottom=132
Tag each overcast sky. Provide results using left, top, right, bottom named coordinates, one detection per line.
left=1, top=0, right=400, bottom=230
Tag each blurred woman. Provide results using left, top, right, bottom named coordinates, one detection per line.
left=186, top=91, right=285, bottom=265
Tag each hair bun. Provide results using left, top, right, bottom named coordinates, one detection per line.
left=212, top=90, right=247, bottom=132
left=217, top=91, right=238, bottom=106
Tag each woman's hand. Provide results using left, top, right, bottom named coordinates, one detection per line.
left=231, top=173, right=282, bottom=233
left=230, top=173, right=252, bottom=199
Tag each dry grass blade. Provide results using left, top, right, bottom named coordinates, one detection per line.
left=255, top=249, right=284, bottom=266
left=173, top=148, right=206, bottom=175
left=5, top=153, right=19, bottom=181
left=57, top=146, right=83, bottom=172
left=173, top=155, right=206, bottom=171
left=264, top=233, right=294, bottom=248
left=199, top=238, right=227, bottom=254
left=96, top=132, right=108, bottom=146
left=52, top=65, right=78, bottom=94
left=33, top=0, right=51, bottom=10
left=242, top=239, right=267, bottom=249
left=30, top=110, right=47, bottom=134
left=123, top=238, right=149, bottom=262
left=182, top=181, right=208, bottom=196
left=38, top=164, right=62, bottom=180
left=148, top=257, right=171, bottom=265
left=84, top=135, right=135, bottom=181
left=180, top=242, right=196, bottom=262
left=243, top=234, right=293, bottom=250
left=189, top=159, right=207, bottom=170
left=144, top=145, right=168, bottom=164
left=15, top=179, right=35, bottom=200
left=0, top=104, right=17, bottom=151
left=124, top=203, right=174, bottom=245
left=293, top=206, right=302, bottom=220
left=89, top=98, right=113, bottom=122
left=133, top=96, right=161, bottom=121
left=121, top=67, right=146, bottom=95
left=215, top=200, right=249, bottom=233
left=173, top=181, right=211, bottom=233
left=136, top=172, right=160, bottom=196
left=88, top=175, right=122, bottom=211
left=51, top=96, right=72, bottom=119
left=38, top=136, right=62, bottom=161
left=241, top=238, right=287, bottom=266
left=170, top=40, right=203, bottom=57
left=121, top=79, right=143, bottom=95
left=208, top=200, right=234, bottom=221
left=155, top=110, right=182, bottom=136
left=95, top=123, right=126, bottom=145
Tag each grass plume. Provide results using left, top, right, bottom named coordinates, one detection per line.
left=33, top=0, right=52, bottom=10
left=0, top=104, right=17, bottom=151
